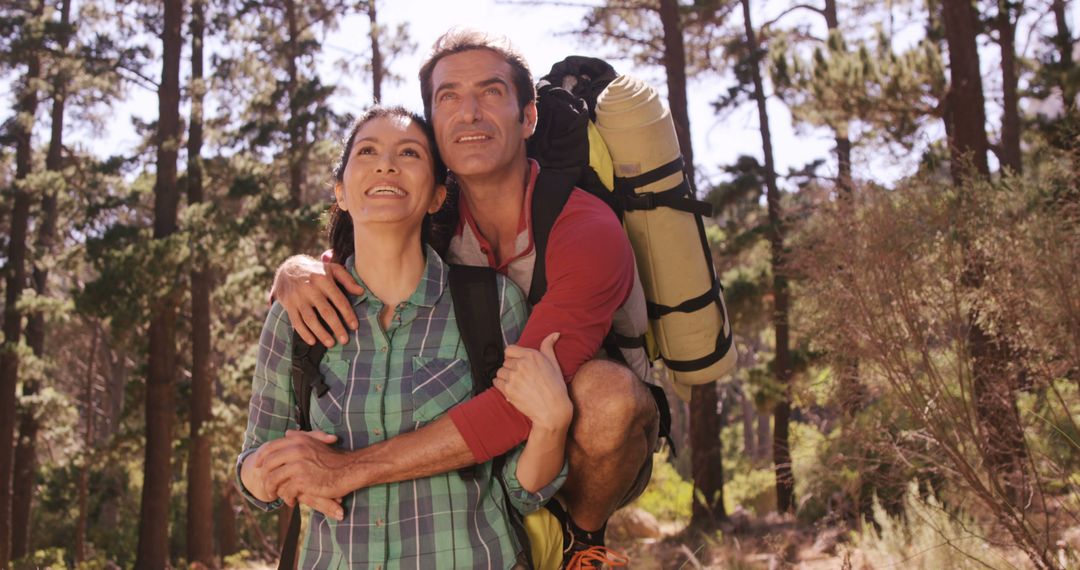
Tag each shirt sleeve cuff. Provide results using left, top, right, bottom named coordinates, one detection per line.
left=235, top=448, right=283, bottom=512
left=501, top=453, right=568, bottom=515
left=448, top=388, right=531, bottom=463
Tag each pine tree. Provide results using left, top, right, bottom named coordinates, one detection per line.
left=0, top=2, right=44, bottom=564
left=134, top=0, right=184, bottom=565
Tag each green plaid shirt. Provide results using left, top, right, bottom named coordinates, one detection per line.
left=237, top=247, right=566, bottom=569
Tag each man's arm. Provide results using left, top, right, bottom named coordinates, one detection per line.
left=447, top=191, right=636, bottom=462
left=258, top=415, right=476, bottom=503
left=271, top=254, right=364, bottom=347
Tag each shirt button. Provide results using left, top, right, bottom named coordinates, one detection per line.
left=375, top=384, right=383, bottom=392
left=373, top=428, right=382, bottom=436
left=379, top=345, right=388, bottom=353
left=376, top=518, right=385, bottom=527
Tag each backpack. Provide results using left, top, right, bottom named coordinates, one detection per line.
left=527, top=57, right=737, bottom=402
left=278, top=265, right=533, bottom=570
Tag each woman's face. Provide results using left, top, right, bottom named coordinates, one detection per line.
left=335, top=115, right=446, bottom=230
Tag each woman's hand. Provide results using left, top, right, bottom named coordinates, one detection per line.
left=494, top=332, right=573, bottom=432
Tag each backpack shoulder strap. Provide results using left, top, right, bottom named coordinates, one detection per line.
left=448, top=264, right=505, bottom=394
left=528, top=167, right=579, bottom=306
left=447, top=264, right=533, bottom=568
left=280, top=320, right=330, bottom=570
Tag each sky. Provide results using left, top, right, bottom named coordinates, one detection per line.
left=18, top=0, right=1080, bottom=191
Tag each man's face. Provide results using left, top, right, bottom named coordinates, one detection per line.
left=429, top=49, right=536, bottom=180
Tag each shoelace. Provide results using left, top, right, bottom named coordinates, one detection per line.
left=565, top=545, right=630, bottom=570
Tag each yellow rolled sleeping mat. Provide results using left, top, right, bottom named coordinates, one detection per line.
left=594, top=75, right=737, bottom=398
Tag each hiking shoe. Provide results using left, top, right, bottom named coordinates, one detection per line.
left=565, top=545, right=629, bottom=569
left=546, top=500, right=629, bottom=569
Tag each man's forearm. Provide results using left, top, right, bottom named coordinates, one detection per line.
left=336, top=415, right=477, bottom=495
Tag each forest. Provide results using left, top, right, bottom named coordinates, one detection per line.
left=0, top=0, right=1078, bottom=568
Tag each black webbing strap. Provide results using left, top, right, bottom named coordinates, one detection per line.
left=662, top=322, right=734, bottom=373
left=447, top=265, right=533, bottom=569
left=280, top=330, right=329, bottom=570
left=620, top=180, right=714, bottom=217
left=614, top=157, right=713, bottom=218
left=528, top=167, right=579, bottom=306
left=448, top=265, right=505, bottom=392
left=613, top=156, right=685, bottom=192
left=609, top=331, right=645, bottom=349
left=646, top=282, right=721, bottom=320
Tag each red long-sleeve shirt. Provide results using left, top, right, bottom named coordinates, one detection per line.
left=447, top=161, right=635, bottom=462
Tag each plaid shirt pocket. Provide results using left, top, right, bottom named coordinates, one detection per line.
left=410, top=357, right=472, bottom=423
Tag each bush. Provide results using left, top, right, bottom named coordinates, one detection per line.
left=852, top=481, right=1011, bottom=570
left=633, top=449, right=694, bottom=522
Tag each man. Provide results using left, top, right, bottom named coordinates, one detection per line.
left=260, top=29, right=660, bottom=567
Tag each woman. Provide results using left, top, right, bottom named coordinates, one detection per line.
left=237, top=106, right=571, bottom=568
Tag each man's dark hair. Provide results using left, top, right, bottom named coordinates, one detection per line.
left=418, top=28, right=535, bottom=123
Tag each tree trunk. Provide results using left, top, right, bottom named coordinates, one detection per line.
left=0, top=2, right=44, bottom=564
left=941, top=0, right=990, bottom=180
left=942, top=0, right=1029, bottom=507
left=658, top=0, right=724, bottom=526
left=12, top=2, right=73, bottom=559
left=135, top=0, right=184, bottom=567
left=368, top=0, right=383, bottom=103
left=741, top=0, right=795, bottom=514
left=216, top=485, right=238, bottom=559
left=756, top=408, right=771, bottom=463
left=997, top=0, right=1022, bottom=174
left=740, top=388, right=755, bottom=459
left=1052, top=0, right=1076, bottom=104
left=658, top=0, right=694, bottom=183
left=186, top=0, right=215, bottom=566
left=285, top=0, right=304, bottom=209
left=823, top=0, right=854, bottom=200
left=75, top=326, right=99, bottom=566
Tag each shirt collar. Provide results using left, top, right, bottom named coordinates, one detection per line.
left=343, top=244, right=448, bottom=309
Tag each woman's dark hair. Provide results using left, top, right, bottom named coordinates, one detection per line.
left=327, top=105, right=458, bottom=264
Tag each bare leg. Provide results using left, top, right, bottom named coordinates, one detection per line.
left=558, top=360, right=659, bottom=531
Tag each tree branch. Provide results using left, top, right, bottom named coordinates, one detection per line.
left=116, top=64, right=158, bottom=91
left=761, top=3, right=825, bottom=31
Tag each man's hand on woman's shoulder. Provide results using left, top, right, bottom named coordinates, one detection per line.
left=272, top=254, right=364, bottom=347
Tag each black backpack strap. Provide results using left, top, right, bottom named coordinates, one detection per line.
left=279, top=324, right=329, bottom=570
left=528, top=167, right=579, bottom=306
left=447, top=264, right=534, bottom=569
left=449, top=264, right=506, bottom=390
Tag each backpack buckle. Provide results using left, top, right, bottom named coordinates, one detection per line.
left=623, top=192, right=656, bottom=212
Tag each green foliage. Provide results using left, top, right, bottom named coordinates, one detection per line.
left=633, top=450, right=694, bottom=522
left=852, top=481, right=1010, bottom=569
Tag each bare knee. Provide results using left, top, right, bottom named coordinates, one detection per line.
left=569, top=360, right=655, bottom=456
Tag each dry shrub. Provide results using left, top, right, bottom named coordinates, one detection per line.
left=793, top=150, right=1080, bottom=570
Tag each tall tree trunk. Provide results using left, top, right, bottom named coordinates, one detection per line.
left=75, top=326, right=99, bottom=566
left=186, top=0, right=215, bottom=566
left=941, top=0, right=990, bottom=180
left=740, top=387, right=755, bottom=459
left=997, top=0, right=1022, bottom=174
left=822, top=0, right=865, bottom=418
left=942, top=0, right=1029, bottom=506
left=368, top=0, right=383, bottom=103
left=0, top=2, right=44, bottom=564
left=285, top=0, right=304, bottom=209
left=741, top=0, right=795, bottom=514
left=135, top=0, right=184, bottom=566
left=658, top=0, right=725, bottom=526
left=823, top=0, right=853, bottom=200
left=658, top=0, right=694, bottom=182
left=13, top=1, right=73, bottom=559
left=216, top=485, right=238, bottom=559
left=1052, top=0, right=1076, bottom=104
